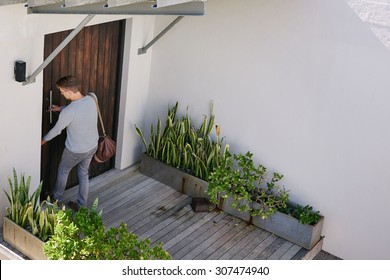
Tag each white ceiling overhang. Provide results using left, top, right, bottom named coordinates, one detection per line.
left=0, top=0, right=206, bottom=16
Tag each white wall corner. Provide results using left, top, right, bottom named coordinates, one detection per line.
left=116, top=16, right=156, bottom=170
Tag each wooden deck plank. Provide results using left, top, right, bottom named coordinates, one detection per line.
left=123, top=191, right=184, bottom=228
left=168, top=212, right=228, bottom=256
left=243, top=234, right=278, bottom=260
left=219, top=227, right=264, bottom=260
left=201, top=222, right=250, bottom=260
left=268, top=240, right=294, bottom=260
left=256, top=237, right=287, bottom=260
left=131, top=195, right=193, bottom=235
left=209, top=223, right=256, bottom=260
left=99, top=177, right=157, bottom=212
left=94, top=179, right=153, bottom=218
left=104, top=185, right=176, bottom=229
left=162, top=211, right=220, bottom=250
left=229, top=228, right=271, bottom=260
left=180, top=216, right=242, bottom=260
left=280, top=244, right=302, bottom=260
left=138, top=206, right=193, bottom=238
left=90, top=173, right=148, bottom=205
left=62, top=166, right=139, bottom=201
left=148, top=207, right=201, bottom=243
left=170, top=214, right=232, bottom=259
left=106, top=185, right=178, bottom=229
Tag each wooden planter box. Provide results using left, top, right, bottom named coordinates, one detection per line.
left=3, top=217, right=47, bottom=260
left=140, top=153, right=209, bottom=199
left=140, top=154, right=324, bottom=250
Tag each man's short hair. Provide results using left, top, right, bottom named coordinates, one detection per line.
left=56, top=75, right=81, bottom=94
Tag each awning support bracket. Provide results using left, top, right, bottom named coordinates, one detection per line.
left=138, top=16, right=183, bottom=55
left=22, top=14, right=95, bottom=86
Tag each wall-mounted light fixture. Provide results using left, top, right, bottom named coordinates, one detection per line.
left=14, top=60, right=26, bottom=83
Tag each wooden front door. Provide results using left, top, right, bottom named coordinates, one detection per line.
left=40, top=20, right=125, bottom=199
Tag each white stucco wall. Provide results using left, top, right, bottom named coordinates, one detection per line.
left=0, top=4, right=154, bottom=223
left=147, top=0, right=390, bottom=259
left=116, top=16, right=155, bottom=169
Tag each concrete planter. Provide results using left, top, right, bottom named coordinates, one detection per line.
left=219, top=196, right=251, bottom=222
left=3, top=217, right=47, bottom=260
left=140, top=154, right=209, bottom=199
left=140, top=154, right=324, bottom=250
left=251, top=203, right=324, bottom=250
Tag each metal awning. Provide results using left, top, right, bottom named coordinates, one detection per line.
left=4, top=0, right=206, bottom=85
left=0, top=0, right=205, bottom=16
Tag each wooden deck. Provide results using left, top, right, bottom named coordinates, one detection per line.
left=1, top=165, right=341, bottom=260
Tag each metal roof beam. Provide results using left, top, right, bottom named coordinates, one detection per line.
left=27, top=0, right=62, bottom=7
left=156, top=0, right=193, bottom=8
left=0, top=0, right=26, bottom=6
left=138, top=15, right=182, bottom=55
left=63, top=0, right=104, bottom=8
left=28, top=1, right=205, bottom=16
left=22, top=14, right=95, bottom=85
left=106, top=0, right=150, bottom=8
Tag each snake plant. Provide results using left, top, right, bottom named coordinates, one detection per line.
left=4, top=168, right=42, bottom=228
left=4, top=168, right=60, bottom=241
left=135, top=101, right=229, bottom=181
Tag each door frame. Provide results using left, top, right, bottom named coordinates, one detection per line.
left=40, top=19, right=126, bottom=198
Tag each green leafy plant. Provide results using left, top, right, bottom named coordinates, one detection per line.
left=208, top=151, right=289, bottom=219
left=135, top=101, right=229, bottom=181
left=252, top=172, right=289, bottom=219
left=292, top=204, right=321, bottom=225
left=44, top=198, right=171, bottom=260
left=3, top=168, right=61, bottom=242
left=27, top=200, right=60, bottom=242
left=3, top=168, right=42, bottom=227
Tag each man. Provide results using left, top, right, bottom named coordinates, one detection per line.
left=41, top=75, right=99, bottom=211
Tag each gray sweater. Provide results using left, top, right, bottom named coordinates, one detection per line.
left=43, top=94, right=99, bottom=153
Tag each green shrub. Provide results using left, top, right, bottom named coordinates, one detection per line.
left=44, top=199, right=171, bottom=260
left=208, top=151, right=321, bottom=224
left=279, top=204, right=321, bottom=225
left=208, top=151, right=289, bottom=219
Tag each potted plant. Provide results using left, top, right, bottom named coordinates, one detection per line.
left=3, top=170, right=172, bottom=260
left=135, top=101, right=229, bottom=198
left=3, top=169, right=58, bottom=260
left=44, top=198, right=171, bottom=260
left=207, top=152, right=324, bottom=250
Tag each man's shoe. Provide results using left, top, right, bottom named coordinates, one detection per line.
left=67, top=201, right=79, bottom=212
left=48, top=195, right=63, bottom=208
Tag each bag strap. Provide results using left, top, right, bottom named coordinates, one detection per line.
left=88, top=93, right=106, bottom=137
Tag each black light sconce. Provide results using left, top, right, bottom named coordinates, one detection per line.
left=14, top=60, right=26, bottom=83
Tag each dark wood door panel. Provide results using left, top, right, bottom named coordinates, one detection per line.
left=41, top=20, right=124, bottom=198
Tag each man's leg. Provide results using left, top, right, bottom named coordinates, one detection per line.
left=52, top=147, right=79, bottom=203
left=76, top=146, right=97, bottom=208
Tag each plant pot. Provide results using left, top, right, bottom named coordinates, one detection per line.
left=251, top=203, right=324, bottom=250
left=140, top=154, right=209, bottom=199
left=3, top=217, right=47, bottom=260
left=217, top=199, right=324, bottom=250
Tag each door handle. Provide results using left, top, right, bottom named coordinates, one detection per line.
left=49, top=90, right=52, bottom=124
